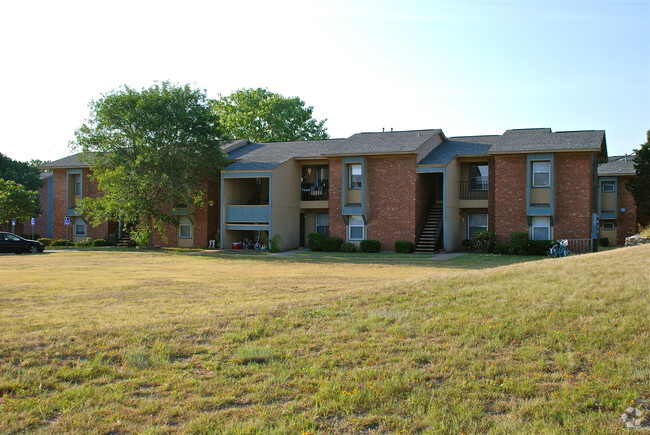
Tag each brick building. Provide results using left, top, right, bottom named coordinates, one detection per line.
left=41, top=127, right=638, bottom=251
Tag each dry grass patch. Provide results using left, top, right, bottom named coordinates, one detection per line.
left=0, top=247, right=648, bottom=433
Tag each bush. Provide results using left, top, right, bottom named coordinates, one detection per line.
left=494, top=243, right=509, bottom=255
left=50, top=239, right=69, bottom=246
left=340, top=242, right=356, bottom=253
left=395, top=240, right=414, bottom=253
left=91, top=239, right=108, bottom=247
left=37, top=238, right=52, bottom=247
left=323, top=237, right=343, bottom=252
left=269, top=234, right=282, bottom=252
left=360, top=239, right=381, bottom=253
left=527, top=240, right=553, bottom=256
left=461, top=239, right=473, bottom=250
left=599, top=237, right=610, bottom=247
left=75, top=239, right=93, bottom=247
left=107, top=232, right=119, bottom=246
left=307, top=232, right=325, bottom=251
left=471, top=231, right=495, bottom=253
left=509, top=232, right=529, bottom=255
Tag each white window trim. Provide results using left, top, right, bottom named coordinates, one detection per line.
left=348, top=215, right=364, bottom=241
left=74, top=174, right=82, bottom=196
left=349, top=164, right=362, bottom=190
left=74, top=217, right=86, bottom=237
left=602, top=181, right=615, bottom=193
left=532, top=161, right=550, bottom=188
left=315, top=213, right=329, bottom=235
left=602, top=220, right=616, bottom=230
left=531, top=216, right=551, bottom=241
left=178, top=216, right=193, bottom=239
left=467, top=213, right=488, bottom=239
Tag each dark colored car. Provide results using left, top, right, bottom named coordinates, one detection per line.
left=0, top=232, right=45, bottom=254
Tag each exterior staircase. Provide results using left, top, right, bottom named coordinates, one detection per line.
left=414, top=203, right=443, bottom=254
left=115, top=233, right=132, bottom=247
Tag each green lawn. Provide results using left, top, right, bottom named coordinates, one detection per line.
left=0, top=246, right=648, bottom=433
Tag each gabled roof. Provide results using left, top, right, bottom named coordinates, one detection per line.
left=419, top=135, right=499, bottom=166
left=40, top=153, right=92, bottom=169
left=489, top=128, right=607, bottom=155
left=598, top=155, right=636, bottom=176
left=321, top=129, right=443, bottom=157
left=224, top=139, right=347, bottom=171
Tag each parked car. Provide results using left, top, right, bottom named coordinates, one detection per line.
left=0, top=232, right=45, bottom=254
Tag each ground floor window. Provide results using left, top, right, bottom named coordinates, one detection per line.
left=74, top=217, right=86, bottom=237
left=178, top=215, right=193, bottom=239
left=531, top=216, right=551, bottom=240
left=316, top=213, right=329, bottom=235
left=601, top=220, right=616, bottom=230
left=348, top=215, right=364, bottom=241
left=467, top=213, right=488, bottom=239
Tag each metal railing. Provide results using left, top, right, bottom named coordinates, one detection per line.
left=460, top=181, right=488, bottom=200
left=301, top=182, right=329, bottom=201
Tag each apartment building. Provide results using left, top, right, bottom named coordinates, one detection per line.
left=597, top=155, right=638, bottom=245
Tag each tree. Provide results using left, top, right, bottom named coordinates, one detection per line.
left=0, top=153, right=44, bottom=191
left=0, top=179, right=39, bottom=230
left=211, top=88, right=329, bottom=143
left=74, top=81, right=226, bottom=246
left=626, top=130, right=650, bottom=217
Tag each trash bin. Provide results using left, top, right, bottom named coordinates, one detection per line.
left=232, top=242, right=240, bottom=249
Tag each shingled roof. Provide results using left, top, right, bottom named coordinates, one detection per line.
left=40, top=153, right=93, bottom=169
left=419, top=135, right=500, bottom=166
left=321, top=129, right=443, bottom=157
left=598, top=155, right=636, bottom=176
left=489, top=128, right=607, bottom=156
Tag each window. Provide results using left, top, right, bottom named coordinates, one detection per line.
left=467, top=213, right=488, bottom=239
left=601, top=220, right=616, bottom=230
left=602, top=181, right=615, bottom=193
left=73, top=174, right=82, bottom=195
left=178, top=215, right=193, bottom=239
left=349, top=164, right=362, bottom=189
left=532, top=161, right=550, bottom=187
left=74, top=217, right=86, bottom=237
left=531, top=216, right=550, bottom=240
left=348, top=215, right=364, bottom=240
left=469, top=165, right=488, bottom=190
left=316, top=213, right=329, bottom=235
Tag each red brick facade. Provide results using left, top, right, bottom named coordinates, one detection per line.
left=554, top=153, right=595, bottom=239
left=616, top=176, right=638, bottom=245
left=327, top=158, right=345, bottom=241
left=493, top=155, right=528, bottom=244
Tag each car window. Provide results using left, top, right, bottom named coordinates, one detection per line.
left=6, top=235, right=20, bottom=241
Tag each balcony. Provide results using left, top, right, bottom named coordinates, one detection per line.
left=226, top=205, right=270, bottom=224
left=301, top=182, right=329, bottom=201
left=460, top=181, right=488, bottom=200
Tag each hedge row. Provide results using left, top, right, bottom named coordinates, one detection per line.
left=306, top=233, right=414, bottom=254
left=463, top=231, right=553, bottom=256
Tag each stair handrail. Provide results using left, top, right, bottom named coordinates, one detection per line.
left=415, top=198, right=436, bottom=247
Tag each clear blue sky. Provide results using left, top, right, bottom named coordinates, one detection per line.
left=1, top=0, right=648, bottom=162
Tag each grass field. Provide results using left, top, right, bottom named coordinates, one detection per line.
left=1, top=246, right=648, bottom=433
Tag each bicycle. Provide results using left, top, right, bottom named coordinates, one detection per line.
left=548, top=239, right=571, bottom=258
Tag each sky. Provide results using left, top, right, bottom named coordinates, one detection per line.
left=0, top=0, right=648, bottom=163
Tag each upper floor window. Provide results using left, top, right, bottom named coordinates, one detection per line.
left=349, top=164, right=362, bottom=189
left=532, top=161, right=550, bottom=188
left=602, top=181, right=615, bottom=193
left=469, top=165, right=488, bottom=191
left=74, top=174, right=82, bottom=195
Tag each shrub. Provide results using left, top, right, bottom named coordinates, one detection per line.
left=50, top=239, right=69, bottom=246
left=323, top=237, right=343, bottom=252
left=599, top=237, right=610, bottom=247
left=91, top=239, right=108, bottom=247
left=471, top=231, right=495, bottom=253
left=75, top=239, right=93, bottom=247
left=360, top=239, right=381, bottom=253
left=509, top=232, right=529, bottom=255
left=307, top=232, right=325, bottom=251
left=340, top=242, right=356, bottom=253
left=269, top=234, right=282, bottom=252
left=107, top=232, right=119, bottom=246
left=461, top=239, right=473, bottom=250
left=494, top=243, right=509, bottom=255
left=527, top=240, right=553, bottom=256
left=37, top=238, right=52, bottom=247
left=395, top=240, right=414, bottom=253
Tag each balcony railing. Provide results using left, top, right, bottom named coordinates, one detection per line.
left=460, top=181, right=488, bottom=200
left=226, top=205, right=270, bottom=223
left=301, top=182, right=329, bottom=201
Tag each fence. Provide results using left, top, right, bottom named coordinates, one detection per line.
left=566, top=238, right=592, bottom=254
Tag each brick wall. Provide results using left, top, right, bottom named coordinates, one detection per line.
left=554, top=153, right=594, bottom=239
left=493, top=155, right=528, bottom=244
left=366, top=156, right=418, bottom=250
left=328, top=158, right=345, bottom=240
left=487, top=157, right=496, bottom=232
left=617, top=175, right=637, bottom=244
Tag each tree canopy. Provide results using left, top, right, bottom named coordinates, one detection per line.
left=0, top=179, right=39, bottom=229
left=626, top=130, right=650, bottom=217
left=74, top=81, right=226, bottom=245
left=0, top=153, right=44, bottom=191
left=211, top=88, right=328, bottom=143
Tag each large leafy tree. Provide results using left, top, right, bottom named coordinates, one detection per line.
left=0, top=179, right=39, bottom=230
left=626, top=130, right=650, bottom=217
left=211, top=88, right=328, bottom=142
left=74, top=82, right=226, bottom=246
left=0, top=153, right=44, bottom=191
